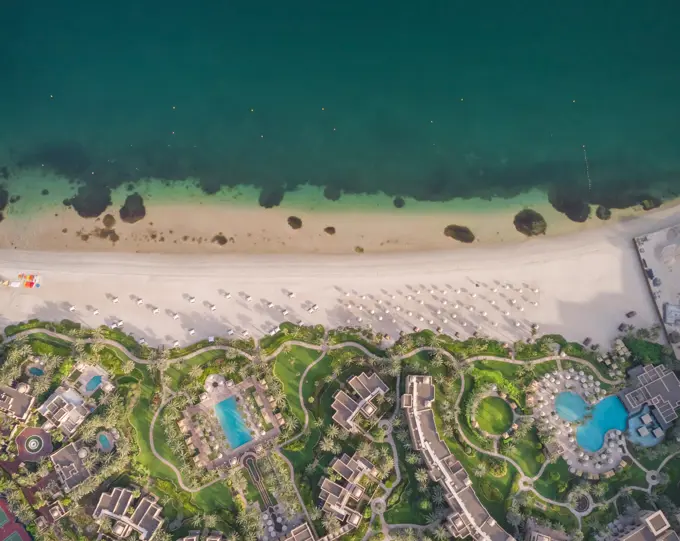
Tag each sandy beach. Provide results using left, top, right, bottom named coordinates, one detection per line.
left=1, top=203, right=679, bottom=349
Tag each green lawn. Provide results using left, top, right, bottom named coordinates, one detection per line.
left=504, top=427, right=543, bottom=477
left=534, top=459, right=574, bottom=501
left=476, top=397, right=513, bottom=435
left=164, top=349, right=228, bottom=391
left=273, top=346, right=324, bottom=426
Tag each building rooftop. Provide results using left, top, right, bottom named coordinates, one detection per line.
left=94, top=487, right=164, bottom=540
left=330, top=372, right=387, bottom=432
left=613, top=510, right=679, bottom=541
left=621, top=365, right=680, bottom=428
left=38, top=386, right=91, bottom=435
left=0, top=385, right=35, bottom=421
left=50, top=440, right=90, bottom=492
left=279, top=523, right=315, bottom=541
left=402, top=375, right=514, bottom=541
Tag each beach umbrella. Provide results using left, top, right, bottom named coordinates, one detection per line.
left=436, top=309, right=442, bottom=314
left=369, top=309, right=375, bottom=315
left=346, top=319, right=352, bottom=324
left=456, top=288, right=461, bottom=294
left=69, top=305, right=76, bottom=312
left=443, top=318, right=448, bottom=323
left=442, top=300, right=448, bottom=305
left=452, top=313, right=457, bottom=318
left=519, top=306, right=524, bottom=312
left=358, top=305, right=364, bottom=311
left=462, top=322, right=467, bottom=327
left=471, top=292, right=477, bottom=298
left=407, top=295, right=413, bottom=300
left=429, top=319, right=434, bottom=325
left=362, top=295, right=367, bottom=299
left=385, top=309, right=391, bottom=314
left=391, top=294, right=396, bottom=299
left=510, top=299, right=517, bottom=305
left=481, top=311, right=487, bottom=316
left=492, top=288, right=498, bottom=293
left=419, top=299, right=425, bottom=305
left=152, top=308, right=160, bottom=315
left=377, top=299, right=382, bottom=304
left=344, top=292, right=350, bottom=297
left=378, top=316, right=383, bottom=321
left=515, top=321, right=521, bottom=327
left=189, top=328, right=195, bottom=335
left=190, top=296, right=197, bottom=303
left=533, top=288, right=540, bottom=293
left=468, top=306, right=474, bottom=312
left=407, top=311, right=413, bottom=316
left=172, top=313, right=180, bottom=320
left=173, top=340, right=180, bottom=347
left=396, top=306, right=402, bottom=311
left=357, top=317, right=363, bottom=322
left=429, top=289, right=435, bottom=294
left=137, top=298, right=144, bottom=305
left=392, top=318, right=397, bottom=323
left=492, top=322, right=498, bottom=327
left=437, top=326, right=443, bottom=332
left=418, top=316, right=424, bottom=321
left=93, top=309, right=100, bottom=315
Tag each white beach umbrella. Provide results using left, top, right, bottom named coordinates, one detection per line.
left=93, top=309, right=100, bottom=315
left=190, top=296, right=197, bottom=303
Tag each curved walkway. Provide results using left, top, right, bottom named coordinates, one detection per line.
left=5, top=324, right=656, bottom=526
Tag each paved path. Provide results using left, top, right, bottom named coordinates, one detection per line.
left=9, top=324, right=670, bottom=528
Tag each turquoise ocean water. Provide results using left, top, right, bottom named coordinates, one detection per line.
left=1, top=1, right=679, bottom=221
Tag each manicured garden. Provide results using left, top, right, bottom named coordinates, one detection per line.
left=476, top=396, right=513, bottom=435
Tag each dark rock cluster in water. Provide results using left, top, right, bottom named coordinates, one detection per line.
left=444, top=224, right=475, bottom=243
left=287, top=216, right=302, bottom=229
left=0, top=166, right=8, bottom=180
left=119, top=193, right=146, bottom=223
left=64, top=185, right=112, bottom=218
left=259, top=187, right=285, bottom=208
left=0, top=185, right=8, bottom=222
left=513, top=209, right=547, bottom=236
left=11, top=140, right=680, bottom=222
left=595, top=205, right=611, bottom=220
left=323, top=186, right=342, bottom=201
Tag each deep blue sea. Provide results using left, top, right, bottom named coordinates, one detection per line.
left=1, top=1, right=679, bottom=221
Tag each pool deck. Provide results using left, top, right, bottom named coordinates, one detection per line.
left=181, top=377, right=280, bottom=469
left=530, top=369, right=628, bottom=475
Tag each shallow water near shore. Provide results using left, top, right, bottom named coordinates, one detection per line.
left=1, top=1, right=679, bottom=221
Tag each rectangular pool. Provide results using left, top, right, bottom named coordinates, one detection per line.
left=214, top=397, right=252, bottom=449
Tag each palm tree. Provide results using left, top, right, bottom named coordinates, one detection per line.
left=188, top=365, right=203, bottom=381
left=415, top=468, right=430, bottom=491
left=473, top=463, right=487, bottom=478
left=190, top=514, right=204, bottom=527
left=406, top=453, right=421, bottom=466
left=204, top=514, right=218, bottom=529
left=432, top=526, right=448, bottom=541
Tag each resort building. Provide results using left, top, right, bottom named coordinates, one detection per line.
left=38, top=385, right=92, bottom=436
left=71, top=363, right=115, bottom=397
left=619, top=364, right=680, bottom=429
left=402, top=375, right=514, bottom=541
left=279, top=523, right=316, bottom=541
left=178, top=532, right=225, bottom=541
left=0, top=384, right=35, bottom=421
left=330, top=372, right=388, bottom=431
left=50, top=440, right=90, bottom=492
left=93, top=487, right=164, bottom=540
left=523, top=519, right=569, bottom=541
left=318, top=453, right=377, bottom=532
left=609, top=510, right=679, bottom=540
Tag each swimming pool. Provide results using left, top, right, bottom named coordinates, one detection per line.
left=98, top=433, right=113, bottom=451
left=554, top=392, right=587, bottom=422
left=555, top=392, right=629, bottom=452
left=215, top=397, right=252, bottom=449
left=86, top=375, right=103, bottom=392
left=28, top=366, right=44, bottom=376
